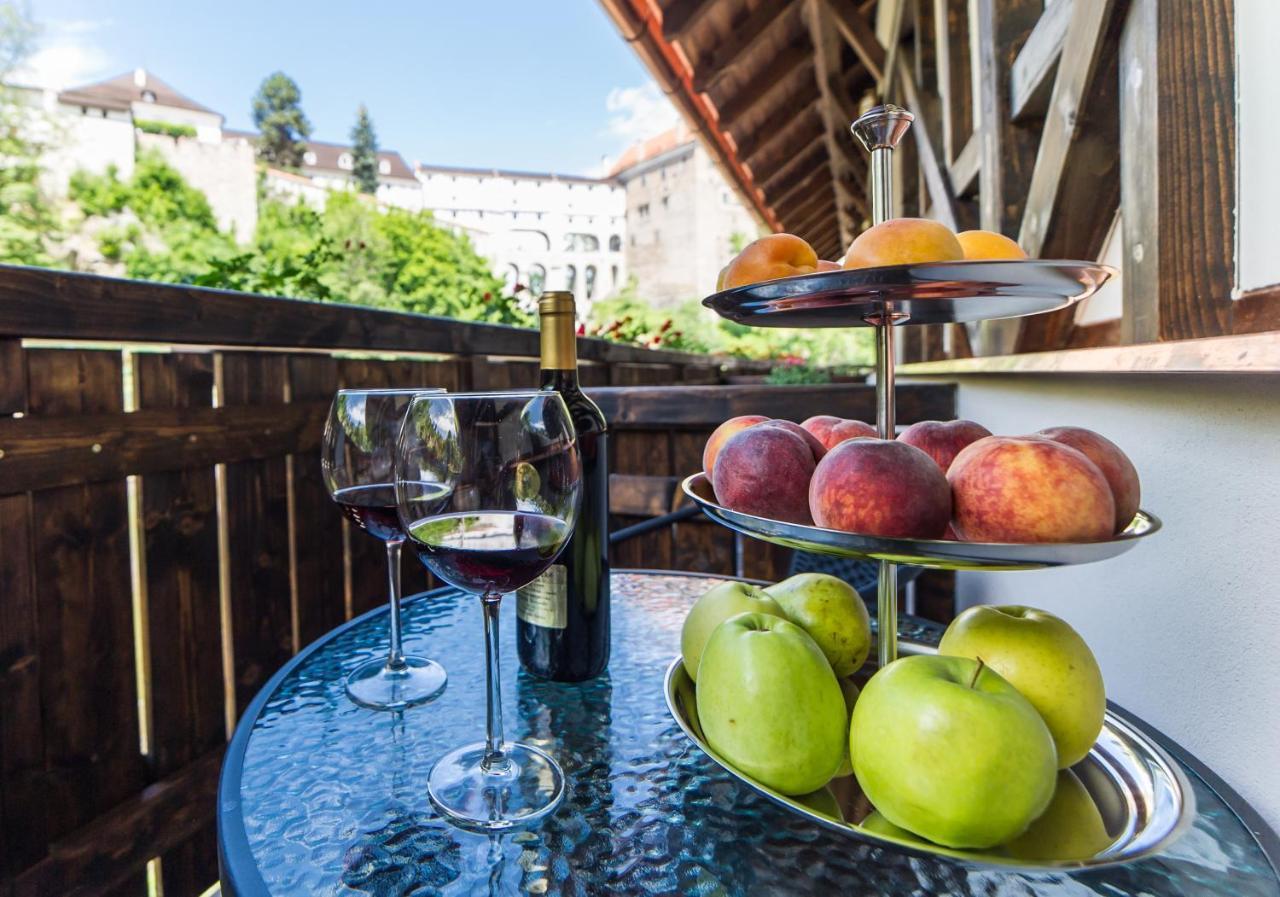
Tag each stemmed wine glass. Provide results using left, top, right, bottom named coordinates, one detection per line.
left=323, top=388, right=448, bottom=710
left=395, top=391, right=581, bottom=830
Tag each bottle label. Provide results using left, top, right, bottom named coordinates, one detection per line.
left=517, top=565, right=567, bottom=629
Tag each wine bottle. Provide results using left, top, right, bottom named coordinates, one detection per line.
left=517, top=291, right=611, bottom=680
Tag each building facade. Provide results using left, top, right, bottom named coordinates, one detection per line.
left=611, top=126, right=761, bottom=307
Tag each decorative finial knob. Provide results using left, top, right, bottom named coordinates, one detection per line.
left=850, top=104, right=914, bottom=153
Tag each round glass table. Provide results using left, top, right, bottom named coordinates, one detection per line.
left=218, top=571, right=1280, bottom=896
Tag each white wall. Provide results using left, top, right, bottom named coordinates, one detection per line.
left=139, top=132, right=257, bottom=242
left=1235, top=0, right=1280, bottom=292
left=922, top=373, right=1280, bottom=830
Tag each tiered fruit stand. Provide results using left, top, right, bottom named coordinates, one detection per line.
left=668, top=105, right=1180, bottom=869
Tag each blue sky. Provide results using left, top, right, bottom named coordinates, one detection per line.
left=22, top=0, right=680, bottom=175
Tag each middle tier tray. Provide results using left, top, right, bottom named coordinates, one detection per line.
left=682, top=473, right=1161, bottom=571
left=703, top=258, right=1114, bottom=327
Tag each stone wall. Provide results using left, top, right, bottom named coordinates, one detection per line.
left=139, top=131, right=258, bottom=241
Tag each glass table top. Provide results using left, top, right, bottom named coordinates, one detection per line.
left=218, top=571, right=1279, bottom=896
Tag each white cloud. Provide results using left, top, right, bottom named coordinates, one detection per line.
left=603, top=81, right=678, bottom=143
left=13, top=18, right=113, bottom=90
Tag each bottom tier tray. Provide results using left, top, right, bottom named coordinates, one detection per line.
left=665, top=649, right=1194, bottom=871
left=682, top=473, right=1161, bottom=571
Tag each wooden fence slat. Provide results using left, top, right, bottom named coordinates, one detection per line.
left=669, top=432, right=736, bottom=576
left=0, top=401, right=329, bottom=495
left=287, top=356, right=345, bottom=647
left=25, top=349, right=145, bottom=897
left=221, top=354, right=293, bottom=716
left=135, top=353, right=223, bottom=897
left=610, top=431, right=673, bottom=571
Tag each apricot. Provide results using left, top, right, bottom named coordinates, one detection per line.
left=703, top=415, right=769, bottom=480
left=809, top=439, right=951, bottom=539
left=723, top=233, right=819, bottom=288
left=956, top=230, right=1028, bottom=260
left=842, top=218, right=963, bottom=270
left=713, top=426, right=815, bottom=524
left=1035, top=426, right=1141, bottom=533
left=816, top=259, right=842, bottom=272
left=948, top=436, right=1115, bottom=543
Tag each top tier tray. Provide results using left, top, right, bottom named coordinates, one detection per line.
left=703, top=259, right=1114, bottom=328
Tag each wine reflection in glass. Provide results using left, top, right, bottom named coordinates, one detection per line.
left=322, top=388, right=449, bottom=710
left=396, top=391, right=581, bottom=830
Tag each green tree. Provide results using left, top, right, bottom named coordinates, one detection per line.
left=350, top=104, right=379, bottom=194
left=0, top=2, right=62, bottom=265
left=251, top=72, right=311, bottom=168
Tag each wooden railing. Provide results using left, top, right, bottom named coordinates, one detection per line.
left=0, top=265, right=955, bottom=896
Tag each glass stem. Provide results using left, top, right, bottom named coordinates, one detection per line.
left=384, top=539, right=406, bottom=671
left=481, top=589, right=508, bottom=772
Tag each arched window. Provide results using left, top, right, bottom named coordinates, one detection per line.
left=585, top=265, right=597, bottom=300
left=608, top=234, right=621, bottom=252
left=611, top=265, right=619, bottom=287
left=509, top=230, right=551, bottom=252
left=565, top=265, right=577, bottom=294
left=503, top=263, right=520, bottom=293
left=564, top=233, right=600, bottom=252
left=338, top=153, right=354, bottom=170
left=528, top=264, right=546, bottom=297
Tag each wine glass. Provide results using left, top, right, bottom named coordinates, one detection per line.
left=323, top=388, right=448, bottom=710
left=396, top=391, right=581, bottom=830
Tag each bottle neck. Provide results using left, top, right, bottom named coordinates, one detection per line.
left=539, top=309, right=577, bottom=375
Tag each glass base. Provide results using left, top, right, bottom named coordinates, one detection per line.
left=345, top=656, right=446, bottom=711
left=428, top=741, right=565, bottom=831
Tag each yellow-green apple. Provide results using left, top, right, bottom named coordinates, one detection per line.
left=850, top=655, right=1057, bottom=848
left=697, top=612, right=847, bottom=795
left=810, top=439, right=951, bottom=538
left=897, top=419, right=993, bottom=473
left=713, top=425, right=815, bottom=524
left=1036, top=426, right=1141, bottom=533
left=833, top=677, right=861, bottom=777
left=681, top=581, right=784, bottom=681
left=826, top=418, right=878, bottom=448
left=765, top=573, right=870, bottom=677
left=760, top=419, right=827, bottom=462
left=801, top=415, right=845, bottom=449
left=793, top=784, right=844, bottom=821
left=860, top=810, right=933, bottom=845
left=723, top=233, right=820, bottom=288
left=948, top=436, right=1115, bottom=542
left=703, top=414, right=768, bottom=479
left=939, top=604, right=1105, bottom=768
left=1003, top=769, right=1112, bottom=860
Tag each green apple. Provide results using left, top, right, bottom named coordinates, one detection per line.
left=833, top=677, right=860, bottom=778
left=850, top=654, right=1057, bottom=848
left=792, top=784, right=844, bottom=822
left=1003, top=769, right=1112, bottom=860
left=939, top=605, right=1105, bottom=768
left=859, top=810, right=931, bottom=846
left=697, top=612, right=846, bottom=795
left=681, top=581, right=784, bottom=681
left=765, top=573, right=871, bottom=677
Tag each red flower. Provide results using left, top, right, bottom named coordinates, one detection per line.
left=576, top=324, right=586, bottom=336
left=659, top=319, right=673, bottom=333
left=482, top=292, right=492, bottom=303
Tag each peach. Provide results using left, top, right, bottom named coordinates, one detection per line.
left=826, top=419, right=878, bottom=448
left=897, top=419, right=993, bottom=473
left=817, top=259, right=842, bottom=272
left=713, top=426, right=815, bottom=524
left=948, top=436, right=1115, bottom=543
left=723, top=233, right=819, bottom=289
left=761, top=419, right=826, bottom=462
left=1036, top=426, right=1141, bottom=533
left=703, top=415, right=768, bottom=479
left=843, top=218, right=964, bottom=270
left=809, top=439, right=951, bottom=538
left=956, top=230, right=1028, bottom=260
left=801, top=415, right=844, bottom=448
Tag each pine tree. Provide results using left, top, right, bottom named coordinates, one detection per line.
left=350, top=104, right=379, bottom=194
left=251, top=72, right=312, bottom=168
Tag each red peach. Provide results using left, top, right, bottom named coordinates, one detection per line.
left=898, top=419, right=993, bottom=473
left=761, top=419, right=826, bottom=462
left=1035, top=426, right=1141, bottom=533
left=809, top=439, right=951, bottom=538
left=713, top=426, right=815, bottom=524
left=826, top=419, right=878, bottom=448
left=703, top=415, right=769, bottom=479
left=801, top=415, right=845, bottom=448
left=948, top=436, right=1115, bottom=543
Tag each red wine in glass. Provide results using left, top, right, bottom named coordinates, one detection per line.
left=337, top=482, right=453, bottom=543
left=407, top=511, right=570, bottom=595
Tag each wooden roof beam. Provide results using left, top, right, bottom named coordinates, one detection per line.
left=746, top=118, right=824, bottom=184
left=771, top=166, right=833, bottom=216
left=694, top=4, right=797, bottom=92
left=713, top=42, right=812, bottom=128
left=1010, top=0, right=1073, bottom=121
left=777, top=183, right=834, bottom=227
left=661, top=0, right=715, bottom=41
left=733, top=85, right=821, bottom=161
left=808, top=0, right=859, bottom=246
left=759, top=140, right=826, bottom=196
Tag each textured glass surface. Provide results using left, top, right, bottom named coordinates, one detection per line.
left=232, top=572, right=1279, bottom=896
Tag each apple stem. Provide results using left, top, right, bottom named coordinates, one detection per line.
left=968, top=657, right=986, bottom=689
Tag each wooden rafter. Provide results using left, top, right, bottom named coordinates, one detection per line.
left=734, top=88, right=821, bottom=162
left=760, top=140, right=826, bottom=196
left=777, top=183, right=834, bottom=227
left=744, top=113, right=824, bottom=178
left=1010, top=0, right=1073, bottom=121
left=693, top=3, right=796, bottom=92
left=808, top=0, right=860, bottom=246
left=661, top=0, right=715, bottom=40
left=713, top=42, right=812, bottom=127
